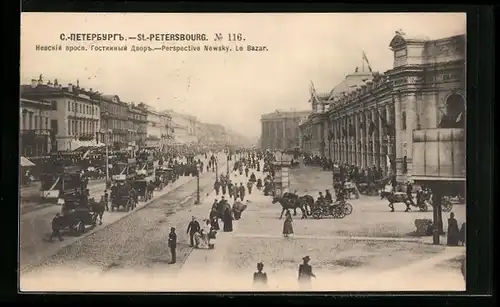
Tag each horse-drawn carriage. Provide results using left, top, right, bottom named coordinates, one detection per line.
left=154, top=167, right=173, bottom=191
left=110, top=183, right=136, bottom=211
left=132, top=179, right=154, bottom=202
left=58, top=193, right=104, bottom=236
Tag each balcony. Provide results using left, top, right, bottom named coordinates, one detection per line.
left=412, top=128, right=465, bottom=181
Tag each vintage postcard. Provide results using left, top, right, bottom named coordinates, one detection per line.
left=19, top=12, right=466, bottom=292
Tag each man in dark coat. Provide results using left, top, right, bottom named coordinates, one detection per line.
left=168, top=227, right=177, bottom=264
left=447, top=212, right=460, bottom=246
left=239, top=183, right=246, bottom=201
left=49, top=213, right=64, bottom=242
left=298, top=256, right=316, bottom=287
left=406, top=181, right=415, bottom=206
left=214, top=180, right=221, bottom=196
left=221, top=180, right=227, bottom=195
left=187, top=216, right=201, bottom=247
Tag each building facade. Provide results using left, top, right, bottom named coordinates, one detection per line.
left=21, top=79, right=101, bottom=152
left=127, top=104, right=148, bottom=148
left=98, top=94, right=129, bottom=150
left=164, top=110, right=199, bottom=144
left=300, top=32, right=466, bottom=183
left=19, top=97, right=52, bottom=157
left=261, top=110, right=310, bottom=151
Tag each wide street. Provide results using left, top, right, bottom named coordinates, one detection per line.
left=20, top=160, right=466, bottom=292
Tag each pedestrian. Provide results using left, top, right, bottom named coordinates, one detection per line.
left=253, top=262, right=268, bottom=287
left=247, top=181, right=253, bottom=195
left=239, top=183, right=246, bottom=201
left=187, top=216, right=201, bottom=247
left=168, top=227, right=177, bottom=264
left=221, top=180, right=227, bottom=195
left=283, top=210, right=294, bottom=237
left=214, top=180, right=221, bottom=196
left=298, top=256, right=316, bottom=288
left=223, top=205, right=233, bottom=232
left=103, top=190, right=109, bottom=211
left=447, top=212, right=460, bottom=246
left=49, top=213, right=64, bottom=242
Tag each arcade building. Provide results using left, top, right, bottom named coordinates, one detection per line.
left=300, top=31, right=466, bottom=183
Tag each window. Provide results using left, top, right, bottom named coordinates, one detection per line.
left=79, top=121, right=82, bottom=134
left=79, top=104, right=82, bottom=113
left=34, top=116, right=38, bottom=130
left=45, top=117, right=48, bottom=129
left=401, top=111, right=407, bottom=130
left=51, top=101, right=57, bottom=110
left=68, top=120, right=71, bottom=135
left=68, top=101, right=71, bottom=111
left=51, top=120, right=58, bottom=134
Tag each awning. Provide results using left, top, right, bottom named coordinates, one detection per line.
left=20, top=156, right=35, bottom=167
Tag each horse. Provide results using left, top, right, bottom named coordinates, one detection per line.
left=89, top=198, right=106, bottom=225
left=384, top=192, right=412, bottom=212
left=298, top=195, right=314, bottom=215
left=272, top=196, right=307, bottom=219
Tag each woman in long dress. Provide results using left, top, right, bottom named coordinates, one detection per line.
left=283, top=209, right=294, bottom=237
left=223, top=205, right=233, bottom=232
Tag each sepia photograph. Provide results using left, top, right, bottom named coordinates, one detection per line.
left=19, top=12, right=466, bottom=292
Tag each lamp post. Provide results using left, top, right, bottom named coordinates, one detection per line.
left=226, top=151, right=230, bottom=176
left=195, top=162, right=201, bottom=204
left=104, top=112, right=110, bottom=186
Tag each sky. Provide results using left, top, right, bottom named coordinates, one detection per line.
left=20, top=13, right=466, bottom=138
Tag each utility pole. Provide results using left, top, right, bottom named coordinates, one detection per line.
left=196, top=162, right=200, bottom=204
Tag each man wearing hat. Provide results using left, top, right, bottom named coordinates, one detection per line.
left=253, top=262, right=268, bottom=286
left=298, top=256, right=316, bottom=287
left=168, top=227, right=177, bottom=264
left=49, top=213, right=64, bottom=242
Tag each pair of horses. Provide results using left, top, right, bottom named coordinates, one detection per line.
left=271, top=192, right=314, bottom=219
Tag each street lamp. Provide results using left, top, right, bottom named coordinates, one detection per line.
left=226, top=151, right=230, bottom=176
left=104, top=112, right=110, bottom=186
left=195, top=162, right=201, bottom=204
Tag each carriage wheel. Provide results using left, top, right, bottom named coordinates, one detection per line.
left=442, top=201, right=453, bottom=212
left=334, top=207, right=346, bottom=219
left=312, top=209, right=322, bottom=219
left=343, top=203, right=353, bottom=215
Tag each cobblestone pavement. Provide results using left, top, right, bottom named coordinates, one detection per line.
left=176, top=165, right=466, bottom=291
left=20, top=154, right=227, bottom=287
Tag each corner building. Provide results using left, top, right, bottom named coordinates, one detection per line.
left=301, top=32, right=465, bottom=183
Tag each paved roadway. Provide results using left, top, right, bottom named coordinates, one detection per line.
left=20, top=161, right=465, bottom=292
left=20, top=154, right=230, bottom=290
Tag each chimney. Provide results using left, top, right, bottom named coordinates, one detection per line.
left=68, top=83, right=73, bottom=92
left=31, top=79, right=37, bottom=88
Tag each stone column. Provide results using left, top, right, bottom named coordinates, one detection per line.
left=336, top=120, right=341, bottom=162
left=359, top=113, right=364, bottom=166
left=354, top=113, right=359, bottom=167
left=386, top=104, right=393, bottom=176
left=378, top=106, right=384, bottom=170
left=365, top=111, right=371, bottom=166
left=394, top=93, right=403, bottom=181
left=371, top=108, right=377, bottom=167
left=406, top=93, right=417, bottom=179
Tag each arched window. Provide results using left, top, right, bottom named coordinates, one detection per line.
left=401, top=111, right=407, bottom=130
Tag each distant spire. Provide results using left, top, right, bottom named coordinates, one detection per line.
left=76, top=79, right=80, bottom=87
left=38, top=74, right=43, bottom=82
left=54, top=79, right=58, bottom=86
